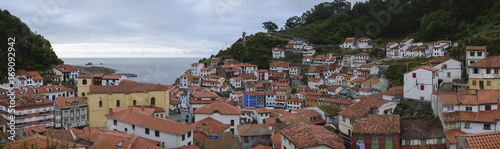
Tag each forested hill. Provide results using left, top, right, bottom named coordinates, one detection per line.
left=0, top=9, right=63, bottom=82
left=280, top=0, right=500, bottom=45
left=204, top=0, right=500, bottom=68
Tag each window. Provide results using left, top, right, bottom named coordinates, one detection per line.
left=182, top=134, right=185, bottom=141
left=464, top=122, right=470, bottom=129
left=117, top=141, right=124, bottom=147
left=447, top=72, right=451, bottom=78
left=420, top=139, right=426, bottom=145
left=412, top=73, right=416, bottom=78
left=151, top=97, right=156, bottom=105
left=478, top=52, right=482, bottom=56
left=473, top=80, right=476, bottom=86
left=443, top=64, right=447, bottom=69
left=113, top=120, right=117, bottom=126
left=231, top=120, right=235, bottom=126
left=487, top=69, right=491, bottom=74
left=145, top=128, right=150, bottom=134
left=473, top=68, right=479, bottom=74
left=386, top=136, right=392, bottom=142
left=357, top=134, right=364, bottom=141
left=372, top=135, right=378, bottom=142
left=132, top=125, right=135, bottom=130
left=466, top=107, right=472, bottom=111
left=155, top=131, right=160, bottom=137
left=447, top=106, right=454, bottom=112
left=470, top=52, right=475, bottom=57
left=99, top=101, right=102, bottom=108
left=244, top=137, right=249, bottom=143
left=82, top=79, right=87, bottom=85
left=133, top=100, right=137, bottom=106
left=420, top=96, right=424, bottom=100
left=125, top=128, right=127, bottom=132
left=437, top=138, right=443, bottom=144
left=188, top=131, right=191, bottom=138
left=486, top=105, right=492, bottom=110
left=420, top=85, right=424, bottom=90
left=484, top=124, right=491, bottom=130
left=116, top=100, right=120, bottom=107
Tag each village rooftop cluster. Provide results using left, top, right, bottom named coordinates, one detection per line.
left=0, top=36, right=498, bottom=149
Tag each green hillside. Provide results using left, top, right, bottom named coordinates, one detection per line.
left=0, top=9, right=63, bottom=83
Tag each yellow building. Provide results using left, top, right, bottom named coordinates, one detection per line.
left=305, top=95, right=319, bottom=107
left=78, top=80, right=170, bottom=127
left=468, top=56, right=500, bottom=93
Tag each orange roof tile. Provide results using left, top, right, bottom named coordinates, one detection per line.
left=27, top=71, right=43, bottom=80
left=445, top=129, right=465, bottom=144
left=338, top=98, right=387, bottom=119
left=354, top=114, right=400, bottom=134
left=172, top=145, right=201, bottom=149
left=271, top=133, right=281, bottom=147
left=106, top=108, right=194, bottom=135
left=193, top=102, right=241, bottom=115
left=237, top=124, right=272, bottom=136
left=55, top=96, right=86, bottom=107
left=191, top=117, right=231, bottom=135
left=5, top=134, right=88, bottom=148
left=287, top=98, right=305, bottom=103
left=344, top=38, right=354, bottom=43
left=466, top=46, right=487, bottom=51
left=280, top=122, right=344, bottom=149
left=250, top=145, right=274, bottom=149
left=53, top=65, right=78, bottom=73
left=384, top=86, right=403, bottom=96
left=462, top=131, right=500, bottom=149
left=102, top=74, right=123, bottom=80
left=469, top=56, right=500, bottom=68
left=403, top=65, right=439, bottom=75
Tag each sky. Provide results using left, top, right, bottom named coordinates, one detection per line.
left=1, top=0, right=365, bottom=58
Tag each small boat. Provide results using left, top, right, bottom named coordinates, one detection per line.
left=85, top=62, right=93, bottom=65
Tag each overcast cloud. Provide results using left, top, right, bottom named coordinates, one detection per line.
left=1, top=0, right=365, bottom=58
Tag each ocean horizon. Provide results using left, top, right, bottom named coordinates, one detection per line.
left=62, top=57, right=202, bottom=85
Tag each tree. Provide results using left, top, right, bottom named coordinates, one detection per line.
left=285, top=16, right=303, bottom=29
left=419, top=9, right=458, bottom=41
left=262, top=21, right=278, bottom=32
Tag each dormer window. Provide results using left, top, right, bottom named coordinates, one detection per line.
left=48, top=88, right=52, bottom=92
left=116, top=141, right=124, bottom=147
left=35, top=99, right=42, bottom=102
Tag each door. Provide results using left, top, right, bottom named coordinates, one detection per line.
left=480, top=81, right=484, bottom=89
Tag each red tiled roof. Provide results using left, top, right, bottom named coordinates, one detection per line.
left=355, top=52, right=370, bottom=56
left=384, top=86, right=404, bottom=96
left=27, top=71, right=43, bottom=80
left=106, top=108, right=194, bottom=135
left=403, top=65, right=439, bottom=75
left=201, top=67, right=215, bottom=71
left=469, top=56, right=500, bottom=68
left=338, top=98, right=387, bottom=119
left=466, top=46, right=487, bottom=51
left=192, top=91, right=219, bottom=98
left=280, top=122, right=344, bottom=149
left=90, top=131, right=162, bottom=149
left=89, top=80, right=168, bottom=94
left=241, top=73, right=258, bottom=79
left=194, top=102, right=241, bottom=115
left=256, top=108, right=272, bottom=114
left=191, top=63, right=202, bottom=66
left=354, top=114, right=400, bottom=134
left=5, top=134, right=88, bottom=148
left=446, top=129, right=465, bottom=144
left=53, top=65, right=78, bottom=73
left=237, top=124, right=272, bottom=136
left=191, top=117, right=231, bottom=135
left=170, top=98, right=181, bottom=105
left=271, top=133, right=281, bottom=147
left=462, top=131, right=500, bottom=149
left=0, top=94, right=53, bottom=107
left=55, top=96, right=86, bottom=107
left=344, top=38, right=354, bottom=43
left=102, top=74, right=123, bottom=80
left=326, top=98, right=354, bottom=105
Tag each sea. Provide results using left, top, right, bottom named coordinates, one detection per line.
left=61, top=58, right=201, bottom=85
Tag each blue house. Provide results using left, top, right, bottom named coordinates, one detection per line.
left=244, top=91, right=263, bottom=107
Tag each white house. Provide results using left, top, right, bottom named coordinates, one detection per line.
left=229, top=77, right=243, bottom=89
left=102, top=74, right=127, bottom=86
left=466, top=46, right=487, bottom=73
left=399, top=39, right=414, bottom=57
left=269, top=62, right=290, bottom=73
left=264, top=91, right=276, bottom=108
left=289, top=67, right=299, bottom=76
left=191, top=63, right=204, bottom=76
left=352, top=52, right=370, bottom=66
left=255, top=108, right=271, bottom=124
left=403, top=66, right=439, bottom=101
left=427, top=57, right=462, bottom=83
left=13, top=70, right=44, bottom=88
left=434, top=91, right=500, bottom=135
left=342, top=38, right=355, bottom=49
left=286, top=98, right=304, bottom=110
left=193, top=102, right=241, bottom=135
left=307, top=78, right=324, bottom=91
left=430, top=40, right=451, bottom=57
left=230, top=91, right=245, bottom=104
left=272, top=47, right=285, bottom=58
left=305, top=49, right=316, bottom=56
left=254, top=70, right=269, bottom=81
left=200, top=67, right=216, bottom=77
left=106, top=107, right=195, bottom=149
left=386, top=42, right=399, bottom=58
left=302, top=56, right=313, bottom=65
left=179, top=74, right=190, bottom=90
left=52, top=65, right=79, bottom=83
left=356, top=37, right=373, bottom=49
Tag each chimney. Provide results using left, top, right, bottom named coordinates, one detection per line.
left=109, top=108, right=113, bottom=115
